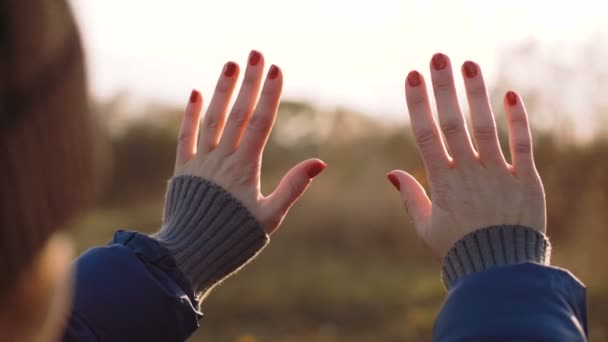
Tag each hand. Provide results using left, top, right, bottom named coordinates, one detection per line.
left=174, top=50, right=326, bottom=234
left=387, top=53, right=546, bottom=260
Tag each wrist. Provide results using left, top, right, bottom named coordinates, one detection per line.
left=441, top=225, right=551, bottom=289
left=153, top=175, right=269, bottom=300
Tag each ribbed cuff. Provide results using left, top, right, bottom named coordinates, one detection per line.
left=153, top=175, right=269, bottom=300
left=441, top=225, right=551, bottom=289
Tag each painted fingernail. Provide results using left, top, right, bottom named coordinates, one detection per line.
left=506, top=90, right=518, bottom=106
left=387, top=173, right=400, bottom=190
left=407, top=71, right=421, bottom=87
left=307, top=162, right=327, bottom=178
left=189, top=89, right=200, bottom=103
left=249, top=50, right=261, bottom=66
left=463, top=61, right=478, bottom=78
left=268, top=65, right=279, bottom=80
left=224, top=62, right=237, bottom=77
left=431, top=53, right=448, bottom=70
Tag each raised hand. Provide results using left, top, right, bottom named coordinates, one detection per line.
left=387, top=53, right=546, bottom=261
left=156, top=51, right=326, bottom=300
left=174, top=50, right=326, bottom=234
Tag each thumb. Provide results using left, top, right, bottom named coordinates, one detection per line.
left=263, top=158, right=327, bottom=233
left=387, top=170, right=432, bottom=233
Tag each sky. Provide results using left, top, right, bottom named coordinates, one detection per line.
left=70, top=0, right=608, bottom=123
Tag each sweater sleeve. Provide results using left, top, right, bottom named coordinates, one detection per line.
left=152, top=175, right=270, bottom=301
left=441, top=225, right=551, bottom=288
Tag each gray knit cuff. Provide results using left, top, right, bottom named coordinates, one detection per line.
left=441, top=225, right=551, bottom=289
left=153, top=175, right=269, bottom=300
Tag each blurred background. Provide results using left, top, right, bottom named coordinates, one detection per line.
left=67, top=1, right=607, bottom=341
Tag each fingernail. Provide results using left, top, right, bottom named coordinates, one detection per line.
left=249, top=50, right=261, bottom=66
left=387, top=173, right=400, bottom=190
left=268, top=65, right=279, bottom=80
left=506, top=90, right=518, bottom=106
left=307, top=162, right=327, bottom=178
left=463, top=61, right=478, bottom=78
left=407, top=71, right=421, bottom=87
left=431, top=53, right=448, bottom=70
left=224, top=62, right=237, bottom=77
left=189, top=89, right=200, bottom=103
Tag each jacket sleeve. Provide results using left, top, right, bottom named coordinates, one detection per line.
left=434, top=263, right=588, bottom=341
left=63, top=230, right=202, bottom=342
left=64, top=176, right=270, bottom=341
left=434, top=227, right=588, bottom=342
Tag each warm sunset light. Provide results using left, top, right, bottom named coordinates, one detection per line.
left=71, top=0, right=607, bottom=127
left=3, top=1, right=604, bottom=340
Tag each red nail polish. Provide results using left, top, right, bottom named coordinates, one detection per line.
left=224, top=62, right=237, bottom=77
left=387, top=173, right=400, bottom=190
left=249, top=50, right=261, bottom=66
left=189, top=89, right=199, bottom=103
left=431, top=53, right=448, bottom=70
left=268, top=65, right=279, bottom=80
left=463, top=61, right=478, bottom=78
left=506, top=91, right=518, bottom=106
left=307, top=162, right=327, bottom=178
left=407, top=71, right=421, bottom=87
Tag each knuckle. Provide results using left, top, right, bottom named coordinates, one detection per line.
left=243, top=74, right=257, bottom=86
left=261, top=84, right=277, bottom=98
left=403, top=198, right=411, bottom=214
left=408, top=94, right=427, bottom=111
left=183, top=109, right=195, bottom=119
left=434, top=79, right=452, bottom=94
left=216, top=81, right=232, bottom=94
left=285, top=177, right=307, bottom=201
left=204, top=117, right=220, bottom=130
left=467, top=83, right=486, bottom=98
left=286, top=180, right=300, bottom=199
left=228, top=108, right=249, bottom=128
left=248, top=114, right=272, bottom=132
left=414, top=127, right=438, bottom=148
left=514, top=141, right=532, bottom=154
left=177, top=131, right=191, bottom=144
left=473, top=124, right=496, bottom=141
left=440, top=119, right=463, bottom=137
left=508, top=114, right=528, bottom=127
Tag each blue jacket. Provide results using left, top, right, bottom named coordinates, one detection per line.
left=64, top=231, right=588, bottom=341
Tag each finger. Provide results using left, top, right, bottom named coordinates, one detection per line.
left=263, top=159, right=327, bottom=233
left=175, top=89, right=203, bottom=167
left=236, top=65, right=282, bottom=162
left=504, top=91, right=536, bottom=176
left=198, top=61, right=240, bottom=153
left=461, top=61, right=507, bottom=168
left=387, top=170, right=432, bottom=233
left=217, top=50, right=265, bottom=154
left=430, top=53, right=476, bottom=163
left=405, top=70, right=451, bottom=177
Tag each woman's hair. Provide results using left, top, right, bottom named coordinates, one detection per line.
left=0, top=0, right=97, bottom=299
